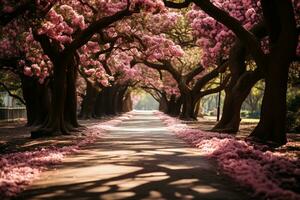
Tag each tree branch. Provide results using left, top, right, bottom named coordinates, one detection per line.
left=198, top=74, right=230, bottom=98
left=33, top=32, right=59, bottom=62
left=192, top=63, right=227, bottom=94
left=164, top=0, right=266, bottom=69
left=65, top=7, right=133, bottom=54
left=185, top=64, right=205, bottom=83
left=0, top=82, right=26, bottom=105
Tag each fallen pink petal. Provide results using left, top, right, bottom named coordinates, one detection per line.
left=155, top=111, right=300, bottom=200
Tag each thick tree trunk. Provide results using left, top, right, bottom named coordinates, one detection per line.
left=180, top=93, right=197, bottom=120
left=166, top=94, right=176, bottom=115
left=94, top=89, right=107, bottom=117
left=116, top=86, right=127, bottom=113
left=213, top=71, right=261, bottom=133
left=212, top=38, right=247, bottom=132
left=106, top=86, right=118, bottom=115
left=79, top=81, right=98, bottom=119
left=212, top=22, right=267, bottom=133
left=31, top=54, right=71, bottom=138
left=122, top=91, right=132, bottom=112
left=159, top=94, right=168, bottom=113
left=250, top=62, right=289, bottom=146
left=21, top=76, right=49, bottom=126
left=249, top=0, right=297, bottom=146
left=64, top=59, right=80, bottom=130
left=171, top=96, right=182, bottom=117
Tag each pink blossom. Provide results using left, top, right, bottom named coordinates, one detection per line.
left=0, top=113, right=133, bottom=198
left=155, top=112, right=300, bottom=200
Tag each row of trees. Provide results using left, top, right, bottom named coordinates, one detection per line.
left=0, top=0, right=299, bottom=147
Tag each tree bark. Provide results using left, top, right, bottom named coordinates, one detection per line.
left=122, top=91, right=132, bottom=112
left=64, top=57, right=80, bottom=130
left=213, top=70, right=261, bottom=132
left=116, top=86, right=128, bottom=113
left=94, top=88, right=107, bottom=117
left=213, top=22, right=266, bottom=133
left=31, top=54, right=71, bottom=138
left=21, top=75, right=49, bottom=126
left=159, top=93, right=168, bottom=113
left=167, top=95, right=182, bottom=117
left=249, top=0, right=297, bottom=146
left=180, top=92, right=197, bottom=120
left=79, top=81, right=98, bottom=119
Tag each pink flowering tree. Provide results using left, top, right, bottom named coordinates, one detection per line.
left=164, top=0, right=299, bottom=146
left=121, top=12, right=230, bottom=120
left=22, top=0, right=165, bottom=138
left=78, top=28, right=143, bottom=118
left=0, top=1, right=59, bottom=126
left=184, top=0, right=265, bottom=133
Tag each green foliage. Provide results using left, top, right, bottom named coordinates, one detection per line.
left=0, top=71, right=24, bottom=106
left=134, top=92, right=159, bottom=110
left=0, top=98, right=4, bottom=107
left=240, top=110, right=260, bottom=118
left=286, top=89, right=300, bottom=133
left=242, top=80, right=264, bottom=117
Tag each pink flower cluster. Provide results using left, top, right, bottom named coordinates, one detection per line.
left=144, top=12, right=180, bottom=34
left=37, top=5, right=86, bottom=44
left=131, top=0, right=165, bottom=13
left=155, top=112, right=300, bottom=200
left=187, top=0, right=262, bottom=67
left=21, top=31, right=53, bottom=83
left=142, top=34, right=184, bottom=62
left=0, top=112, right=133, bottom=198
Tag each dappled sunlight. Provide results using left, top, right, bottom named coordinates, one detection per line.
left=191, top=185, right=218, bottom=194
left=174, top=191, right=194, bottom=199
left=100, top=192, right=136, bottom=200
left=17, top=111, right=249, bottom=200
left=0, top=113, right=133, bottom=198
left=158, top=164, right=195, bottom=170
left=169, top=179, right=198, bottom=186
left=156, top=111, right=300, bottom=200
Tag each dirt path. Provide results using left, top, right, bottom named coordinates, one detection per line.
left=17, top=111, right=253, bottom=200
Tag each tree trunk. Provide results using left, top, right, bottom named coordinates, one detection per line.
left=166, top=94, right=176, bottom=115
left=193, top=99, right=201, bottom=118
left=180, top=92, right=196, bottom=120
left=250, top=61, right=289, bottom=146
left=213, top=71, right=261, bottom=133
left=159, top=94, right=168, bottom=113
left=64, top=58, right=80, bottom=130
left=79, top=81, right=98, bottom=119
left=31, top=54, right=70, bottom=138
left=212, top=22, right=267, bottom=133
left=249, top=0, right=297, bottom=147
left=106, top=86, right=118, bottom=115
left=21, top=76, right=49, bottom=126
left=116, top=86, right=127, bottom=113
left=94, top=89, right=106, bottom=117
left=171, top=96, right=182, bottom=117
left=122, top=91, right=132, bottom=112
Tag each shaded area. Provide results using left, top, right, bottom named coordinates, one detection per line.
left=16, top=111, right=254, bottom=200
left=0, top=118, right=114, bottom=154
